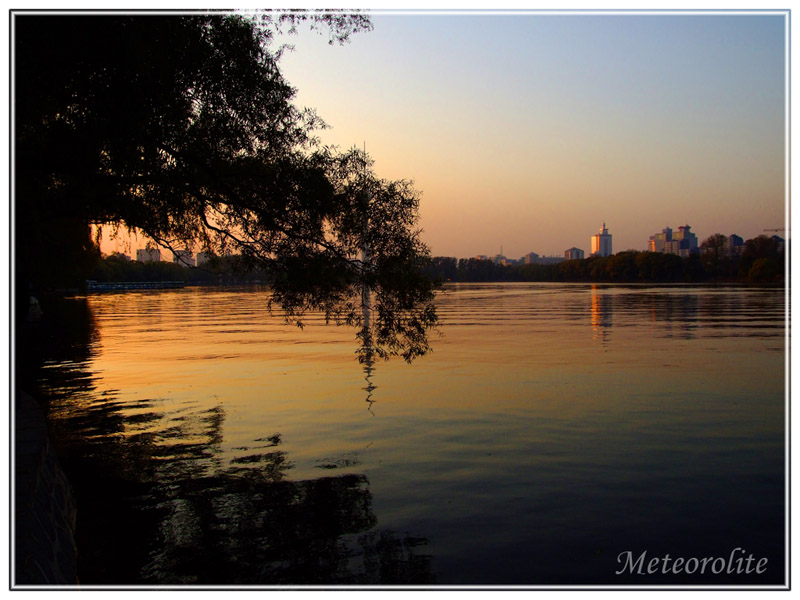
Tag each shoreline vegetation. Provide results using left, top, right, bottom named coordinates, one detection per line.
left=422, top=249, right=785, bottom=285
left=85, top=233, right=785, bottom=291
left=425, top=233, right=786, bottom=285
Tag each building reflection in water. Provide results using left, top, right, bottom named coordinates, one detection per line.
left=641, top=291, right=699, bottom=339
left=590, top=285, right=612, bottom=345
left=590, top=286, right=703, bottom=343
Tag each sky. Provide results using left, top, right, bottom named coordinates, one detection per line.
left=272, top=10, right=788, bottom=259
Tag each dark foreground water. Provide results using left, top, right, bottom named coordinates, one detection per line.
left=18, top=283, right=786, bottom=587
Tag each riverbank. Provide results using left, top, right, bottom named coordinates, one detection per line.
left=14, top=389, right=78, bottom=586
left=86, top=280, right=185, bottom=291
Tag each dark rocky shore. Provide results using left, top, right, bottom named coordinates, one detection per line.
left=14, top=390, right=78, bottom=586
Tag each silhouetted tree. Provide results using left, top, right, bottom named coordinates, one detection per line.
left=634, top=251, right=683, bottom=282
left=605, top=251, right=638, bottom=282
left=555, top=259, right=587, bottom=281
left=423, top=257, right=458, bottom=283
left=456, top=258, right=498, bottom=282
left=700, top=233, right=729, bottom=279
left=740, top=235, right=785, bottom=282
left=682, top=253, right=705, bottom=282
left=587, top=256, right=608, bottom=281
left=14, top=12, right=438, bottom=360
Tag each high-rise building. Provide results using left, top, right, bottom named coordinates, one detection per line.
left=770, top=235, right=785, bottom=254
left=591, top=223, right=612, bottom=257
left=565, top=247, right=584, bottom=260
left=523, top=252, right=540, bottom=264
left=724, top=234, right=745, bottom=257
left=672, top=225, right=697, bottom=248
left=670, top=225, right=698, bottom=257
left=649, top=227, right=673, bottom=252
left=136, top=248, right=161, bottom=262
left=649, top=224, right=698, bottom=257
left=172, top=249, right=195, bottom=267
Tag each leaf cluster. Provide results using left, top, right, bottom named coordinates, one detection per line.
left=14, top=12, right=438, bottom=360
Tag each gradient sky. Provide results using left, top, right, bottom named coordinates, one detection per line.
left=274, top=10, right=787, bottom=259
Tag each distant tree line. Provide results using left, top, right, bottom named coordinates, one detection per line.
left=90, top=254, right=269, bottom=285
left=422, top=235, right=786, bottom=285
left=92, top=233, right=785, bottom=287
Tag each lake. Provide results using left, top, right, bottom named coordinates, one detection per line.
left=23, top=283, right=786, bottom=587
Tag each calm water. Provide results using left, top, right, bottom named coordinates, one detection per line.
left=25, top=283, right=786, bottom=586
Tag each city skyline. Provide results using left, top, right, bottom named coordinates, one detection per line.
left=109, top=217, right=789, bottom=262
left=96, top=9, right=789, bottom=259
left=276, top=10, right=787, bottom=258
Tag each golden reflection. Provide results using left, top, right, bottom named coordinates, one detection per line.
left=20, top=285, right=785, bottom=585
left=25, top=295, right=434, bottom=584
left=590, top=285, right=612, bottom=345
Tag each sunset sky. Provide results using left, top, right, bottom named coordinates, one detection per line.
left=275, top=10, right=788, bottom=259
left=95, top=9, right=789, bottom=260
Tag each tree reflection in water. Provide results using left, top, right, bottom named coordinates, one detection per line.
left=21, top=297, right=434, bottom=586
left=362, top=356, right=377, bottom=415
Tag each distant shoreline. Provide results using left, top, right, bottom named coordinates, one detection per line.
left=86, top=280, right=186, bottom=291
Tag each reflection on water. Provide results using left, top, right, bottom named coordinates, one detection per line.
left=22, top=292, right=433, bottom=585
left=362, top=357, right=377, bottom=415
left=47, top=386, right=433, bottom=584
left=590, top=286, right=612, bottom=344
left=20, top=284, right=785, bottom=586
